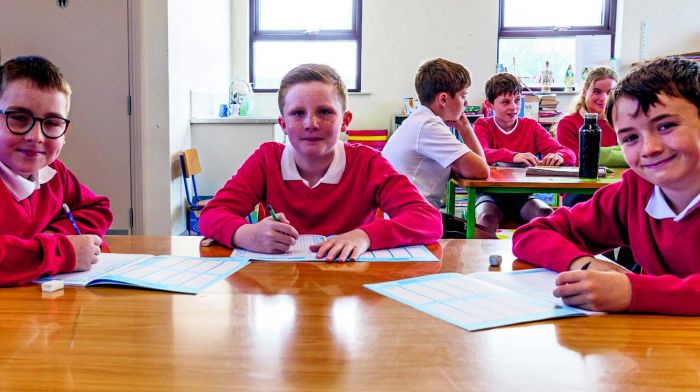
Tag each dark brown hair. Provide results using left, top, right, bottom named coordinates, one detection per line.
left=278, top=63, right=347, bottom=113
left=414, top=58, right=471, bottom=105
left=0, top=56, right=71, bottom=98
left=484, top=72, right=521, bottom=103
left=605, top=57, right=700, bottom=127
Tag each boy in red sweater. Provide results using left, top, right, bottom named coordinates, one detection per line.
left=473, top=73, right=576, bottom=234
left=200, top=64, right=441, bottom=261
left=0, top=56, right=112, bottom=286
left=513, top=57, right=700, bottom=315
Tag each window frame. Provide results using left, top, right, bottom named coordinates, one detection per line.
left=249, top=0, right=363, bottom=93
left=497, top=0, right=618, bottom=85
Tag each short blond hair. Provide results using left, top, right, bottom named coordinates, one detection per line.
left=278, top=64, right=348, bottom=113
left=572, top=66, right=618, bottom=113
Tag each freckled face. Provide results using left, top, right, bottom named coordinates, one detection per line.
left=0, top=79, right=69, bottom=177
left=278, top=81, right=351, bottom=162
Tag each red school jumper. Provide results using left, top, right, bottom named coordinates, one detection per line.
left=0, top=160, right=113, bottom=286
left=513, top=170, right=700, bottom=315
left=474, top=116, right=576, bottom=165
left=200, top=142, right=442, bottom=250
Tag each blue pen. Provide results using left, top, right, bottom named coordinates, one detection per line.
left=62, top=203, right=81, bottom=234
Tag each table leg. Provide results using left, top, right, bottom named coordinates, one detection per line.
left=467, top=187, right=476, bottom=239
left=446, top=180, right=456, bottom=216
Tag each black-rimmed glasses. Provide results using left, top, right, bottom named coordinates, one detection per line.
left=0, top=109, right=70, bottom=139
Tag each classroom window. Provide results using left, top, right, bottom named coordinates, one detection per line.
left=497, top=0, right=617, bottom=90
left=249, top=0, right=363, bottom=92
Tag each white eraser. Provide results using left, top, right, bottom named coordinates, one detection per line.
left=488, top=254, right=503, bottom=267
left=41, top=280, right=64, bottom=292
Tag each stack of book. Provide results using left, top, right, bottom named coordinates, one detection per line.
left=464, top=105, right=481, bottom=115
left=347, top=129, right=389, bottom=151
left=537, top=94, right=562, bottom=125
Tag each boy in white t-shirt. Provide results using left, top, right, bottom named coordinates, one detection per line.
left=383, top=58, right=489, bottom=238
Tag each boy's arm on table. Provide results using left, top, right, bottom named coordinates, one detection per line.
left=512, top=179, right=629, bottom=272
left=359, top=156, right=442, bottom=250
left=199, top=150, right=267, bottom=248
left=45, top=162, right=113, bottom=236
left=533, top=123, right=577, bottom=165
left=0, top=234, right=75, bottom=286
left=448, top=114, right=489, bottom=179
left=473, top=120, right=518, bottom=164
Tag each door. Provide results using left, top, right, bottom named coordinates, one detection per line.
left=0, top=0, right=132, bottom=233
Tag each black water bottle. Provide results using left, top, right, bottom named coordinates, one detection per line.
left=579, top=113, right=602, bottom=179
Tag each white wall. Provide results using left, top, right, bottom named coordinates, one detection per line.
left=231, top=0, right=498, bottom=130
left=168, top=0, right=231, bottom=234
left=617, top=0, right=700, bottom=69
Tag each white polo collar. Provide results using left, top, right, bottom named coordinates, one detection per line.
left=0, top=160, right=57, bottom=201
left=645, top=185, right=700, bottom=222
left=494, top=117, right=518, bottom=135
left=280, top=140, right=346, bottom=188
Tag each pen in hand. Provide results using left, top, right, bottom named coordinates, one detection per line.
left=581, top=261, right=592, bottom=270
left=266, top=204, right=279, bottom=221
left=62, top=203, right=82, bottom=235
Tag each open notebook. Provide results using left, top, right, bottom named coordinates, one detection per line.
left=365, top=269, right=593, bottom=331
left=231, top=234, right=438, bottom=262
left=36, top=253, right=249, bottom=294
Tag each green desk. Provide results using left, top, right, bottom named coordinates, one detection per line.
left=446, top=167, right=626, bottom=238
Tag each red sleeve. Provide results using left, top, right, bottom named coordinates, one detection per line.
left=512, top=178, right=629, bottom=271
left=199, top=148, right=267, bottom=247
left=555, top=116, right=581, bottom=164
left=0, top=234, right=76, bottom=286
left=45, top=161, right=113, bottom=236
left=626, top=273, right=700, bottom=315
left=358, top=155, right=442, bottom=249
left=533, top=122, right=577, bottom=165
left=474, top=118, right=518, bottom=164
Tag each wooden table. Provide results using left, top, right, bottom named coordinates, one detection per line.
left=446, top=167, right=626, bottom=238
left=1, top=236, right=698, bottom=391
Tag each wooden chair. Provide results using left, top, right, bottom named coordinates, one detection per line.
left=179, top=148, right=213, bottom=235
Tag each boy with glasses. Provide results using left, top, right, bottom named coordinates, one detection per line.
left=0, top=56, right=112, bottom=286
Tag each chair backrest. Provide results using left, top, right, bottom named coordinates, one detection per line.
left=181, top=148, right=202, bottom=178
left=180, top=148, right=206, bottom=208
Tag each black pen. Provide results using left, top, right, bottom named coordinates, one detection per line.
left=581, top=261, right=591, bottom=270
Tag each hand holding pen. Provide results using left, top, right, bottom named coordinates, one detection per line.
left=62, top=203, right=102, bottom=271
left=231, top=204, right=299, bottom=253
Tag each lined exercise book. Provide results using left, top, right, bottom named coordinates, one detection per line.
left=36, top=253, right=249, bottom=294
left=231, top=234, right=438, bottom=262
left=365, top=269, right=591, bottom=331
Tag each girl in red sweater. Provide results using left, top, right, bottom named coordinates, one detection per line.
left=0, top=56, right=112, bottom=286
left=513, top=57, right=700, bottom=315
